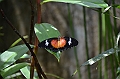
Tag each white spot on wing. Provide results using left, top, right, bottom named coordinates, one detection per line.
left=68, top=38, right=72, bottom=45
left=45, top=40, right=49, bottom=46
left=58, top=51, right=61, bottom=54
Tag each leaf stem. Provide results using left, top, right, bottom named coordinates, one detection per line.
left=83, top=6, right=91, bottom=79
left=98, top=9, right=102, bottom=79
left=67, top=4, right=81, bottom=79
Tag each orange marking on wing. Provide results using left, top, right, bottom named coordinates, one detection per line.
left=51, top=38, right=66, bottom=48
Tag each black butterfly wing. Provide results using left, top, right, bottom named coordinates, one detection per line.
left=38, top=37, right=60, bottom=52
left=54, top=37, right=78, bottom=51
left=61, top=37, right=78, bottom=50
left=38, top=37, right=78, bottom=52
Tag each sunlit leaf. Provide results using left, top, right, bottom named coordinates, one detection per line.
left=20, top=66, right=37, bottom=79
left=1, top=63, right=28, bottom=78
left=34, top=23, right=61, bottom=61
left=82, top=48, right=120, bottom=66
left=0, top=44, right=33, bottom=69
left=41, top=0, right=108, bottom=8
left=21, top=54, right=31, bottom=58
left=103, top=6, right=111, bottom=13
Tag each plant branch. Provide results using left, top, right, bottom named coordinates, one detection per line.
left=28, top=0, right=35, bottom=78
left=29, top=0, right=35, bottom=44
left=33, top=0, right=46, bottom=78
left=0, top=9, right=47, bottom=79
left=36, top=0, right=41, bottom=23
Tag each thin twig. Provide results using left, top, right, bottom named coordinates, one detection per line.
left=29, top=0, right=35, bottom=44
left=34, top=0, right=48, bottom=78
left=36, top=0, right=41, bottom=23
left=28, top=0, right=35, bottom=79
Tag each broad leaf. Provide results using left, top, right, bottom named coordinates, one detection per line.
left=20, top=66, right=37, bottom=79
left=41, top=0, right=108, bottom=8
left=0, top=44, right=33, bottom=69
left=34, top=23, right=60, bottom=41
left=34, top=23, right=61, bottom=61
left=1, top=63, right=28, bottom=78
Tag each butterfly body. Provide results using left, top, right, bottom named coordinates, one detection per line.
left=38, top=37, right=78, bottom=52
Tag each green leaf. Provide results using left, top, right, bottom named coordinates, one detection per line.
left=82, top=48, right=120, bottom=66
left=73, top=48, right=120, bottom=76
left=10, top=35, right=28, bottom=47
left=20, top=66, right=37, bottom=79
left=116, top=74, right=120, bottom=79
left=1, top=63, right=28, bottom=78
left=0, top=44, right=33, bottom=69
left=34, top=23, right=61, bottom=61
left=117, top=67, right=120, bottom=77
left=116, top=5, right=120, bottom=9
left=112, top=4, right=120, bottom=9
left=41, top=0, right=108, bottom=8
left=21, top=54, right=31, bottom=58
left=0, top=0, right=3, bottom=2
left=34, top=23, right=60, bottom=41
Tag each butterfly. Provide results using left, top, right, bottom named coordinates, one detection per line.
left=38, top=36, right=78, bottom=52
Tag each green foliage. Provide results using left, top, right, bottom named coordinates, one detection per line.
left=112, top=4, right=120, bottom=9
left=1, top=63, right=28, bottom=78
left=20, top=66, right=38, bottom=79
left=0, top=44, right=33, bottom=78
left=34, top=23, right=60, bottom=41
left=34, top=23, right=61, bottom=61
left=0, top=0, right=3, bottom=2
left=41, top=0, right=108, bottom=8
left=82, top=48, right=119, bottom=66
left=117, top=67, right=120, bottom=79
left=0, top=44, right=33, bottom=69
